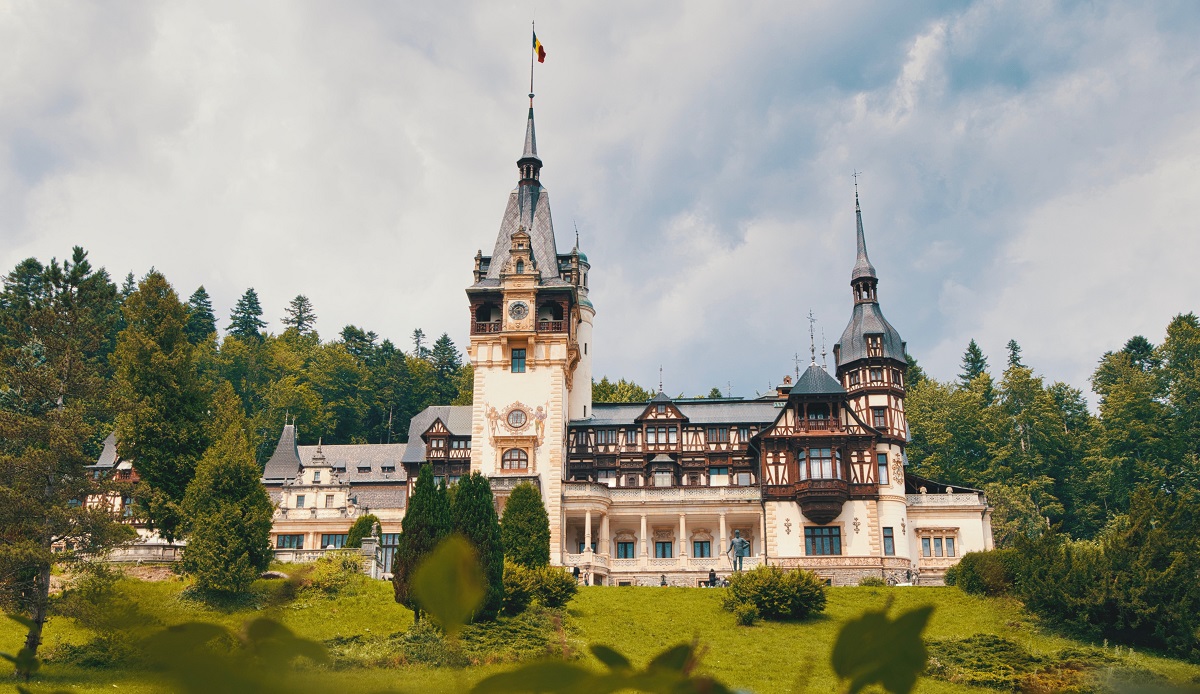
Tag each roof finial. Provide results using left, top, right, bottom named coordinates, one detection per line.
left=853, top=169, right=861, bottom=207
left=793, top=352, right=801, bottom=381
left=821, top=329, right=828, bottom=370
left=808, top=310, right=818, bottom=366
left=573, top=220, right=580, bottom=251
left=659, top=365, right=664, bottom=393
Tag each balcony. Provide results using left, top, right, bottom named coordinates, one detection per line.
left=906, top=492, right=986, bottom=507
left=795, top=478, right=849, bottom=525
left=472, top=321, right=502, bottom=334
left=561, top=482, right=762, bottom=504
left=801, top=419, right=841, bottom=431
left=538, top=320, right=565, bottom=332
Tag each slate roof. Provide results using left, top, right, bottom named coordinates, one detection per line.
left=791, top=364, right=846, bottom=396
left=852, top=192, right=877, bottom=281
left=296, top=444, right=407, bottom=483
left=262, top=423, right=302, bottom=482
left=573, top=400, right=782, bottom=428
left=835, top=302, right=906, bottom=366
left=401, top=405, right=474, bottom=463
left=90, top=432, right=122, bottom=470
left=349, top=486, right=408, bottom=510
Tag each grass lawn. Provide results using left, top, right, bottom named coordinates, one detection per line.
left=3, top=571, right=1198, bottom=693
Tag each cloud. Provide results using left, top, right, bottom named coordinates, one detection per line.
left=1, top=1, right=1198, bottom=403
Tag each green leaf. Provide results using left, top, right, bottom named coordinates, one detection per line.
left=471, top=660, right=593, bottom=692
left=646, top=643, right=693, bottom=673
left=243, top=617, right=329, bottom=667
left=831, top=602, right=934, bottom=694
left=591, top=644, right=632, bottom=672
left=411, top=534, right=485, bottom=637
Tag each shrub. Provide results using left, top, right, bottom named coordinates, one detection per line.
left=308, top=551, right=364, bottom=594
left=345, top=513, right=380, bottom=548
left=502, top=560, right=535, bottom=615
left=942, top=563, right=959, bottom=587
left=954, top=548, right=1021, bottom=596
left=731, top=601, right=759, bottom=626
left=530, top=565, right=577, bottom=608
left=724, top=565, right=826, bottom=621
left=857, top=576, right=888, bottom=588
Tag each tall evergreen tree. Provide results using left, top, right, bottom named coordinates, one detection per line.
left=0, top=248, right=134, bottom=665
left=411, top=328, right=428, bottom=359
left=184, top=286, right=217, bottom=345
left=450, top=473, right=504, bottom=620
left=282, top=294, right=318, bottom=335
left=181, top=382, right=274, bottom=594
left=228, top=287, right=267, bottom=341
left=958, top=339, right=990, bottom=387
left=500, top=482, right=551, bottom=568
left=392, top=464, right=452, bottom=618
left=905, top=353, right=928, bottom=388
left=430, top=333, right=462, bottom=403
left=112, top=271, right=209, bottom=542
left=119, top=271, right=137, bottom=299
left=341, top=325, right=378, bottom=362
left=593, top=376, right=653, bottom=403
left=1122, top=335, right=1158, bottom=371
left=1006, top=339, right=1024, bottom=369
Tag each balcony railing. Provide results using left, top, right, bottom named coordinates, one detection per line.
left=802, top=419, right=840, bottom=431
left=906, top=492, right=986, bottom=507
left=561, top=482, right=761, bottom=503
left=472, top=321, right=502, bottom=334
left=538, top=320, right=565, bottom=332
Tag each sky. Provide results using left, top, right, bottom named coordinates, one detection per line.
left=2, top=1, right=1199, bottom=404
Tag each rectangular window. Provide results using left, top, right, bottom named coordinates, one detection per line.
left=870, top=367, right=883, bottom=382
left=358, top=466, right=371, bottom=473
left=578, top=542, right=597, bottom=553
left=653, top=471, right=673, bottom=487
left=877, top=453, right=889, bottom=485
left=646, top=428, right=657, bottom=445
left=597, top=469, right=616, bottom=480
left=325, top=494, right=335, bottom=508
left=848, top=371, right=860, bottom=386
left=934, top=538, right=944, bottom=558
left=276, top=534, right=303, bottom=549
left=597, top=429, right=617, bottom=444
left=511, top=348, right=526, bottom=373
left=380, top=533, right=401, bottom=574
left=883, top=527, right=895, bottom=556
left=921, top=537, right=932, bottom=557
left=707, top=427, right=729, bottom=442
left=796, top=449, right=807, bottom=480
left=381, top=466, right=396, bottom=473
left=693, top=541, right=712, bottom=558
left=321, top=533, right=347, bottom=549
left=295, top=495, right=306, bottom=508
left=736, top=471, right=752, bottom=486
left=654, top=541, right=674, bottom=559
left=810, top=448, right=833, bottom=479
left=616, top=541, right=636, bottom=559
left=313, top=470, right=321, bottom=483
left=625, top=429, right=638, bottom=445
left=434, top=475, right=445, bottom=487
left=668, top=427, right=678, bottom=444
left=946, top=538, right=956, bottom=557
left=738, top=426, right=750, bottom=441
left=656, top=404, right=666, bottom=414
left=448, top=475, right=461, bottom=485
left=872, top=407, right=887, bottom=428
left=451, top=439, right=468, bottom=449
left=804, top=527, right=842, bottom=556
left=430, top=438, right=445, bottom=449
left=709, top=466, right=729, bottom=476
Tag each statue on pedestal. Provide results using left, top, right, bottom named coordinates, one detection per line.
left=726, top=530, right=750, bottom=571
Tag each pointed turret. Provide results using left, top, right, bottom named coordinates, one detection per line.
left=518, top=99, right=542, bottom=184
left=852, top=191, right=877, bottom=281
left=263, top=422, right=302, bottom=482
left=834, top=191, right=905, bottom=368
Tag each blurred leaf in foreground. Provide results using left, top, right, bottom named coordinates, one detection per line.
left=411, top=534, right=485, bottom=637
left=831, top=599, right=934, bottom=694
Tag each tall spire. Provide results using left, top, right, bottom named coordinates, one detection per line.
left=852, top=186, right=877, bottom=281
left=518, top=99, right=542, bottom=183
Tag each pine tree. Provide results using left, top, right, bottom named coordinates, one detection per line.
left=1006, top=339, right=1024, bottom=369
left=119, top=271, right=137, bottom=299
left=228, top=288, right=267, bottom=341
left=112, top=271, right=209, bottom=542
left=282, top=295, right=318, bottom=335
left=450, top=473, right=504, bottom=620
left=181, top=383, right=274, bottom=594
left=431, top=333, right=462, bottom=403
left=905, top=353, right=928, bottom=388
left=346, top=513, right=381, bottom=548
left=958, top=339, right=990, bottom=387
left=411, top=328, right=428, bottom=359
left=500, top=482, right=550, bottom=568
left=184, top=286, right=217, bottom=345
left=392, top=464, right=451, bottom=617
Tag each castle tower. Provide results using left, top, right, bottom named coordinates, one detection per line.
left=832, top=190, right=911, bottom=557
left=466, top=97, right=593, bottom=564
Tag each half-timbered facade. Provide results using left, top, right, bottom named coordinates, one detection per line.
left=396, top=97, right=994, bottom=586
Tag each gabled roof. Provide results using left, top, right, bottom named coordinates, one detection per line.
left=791, top=364, right=846, bottom=396
left=401, top=406, right=474, bottom=463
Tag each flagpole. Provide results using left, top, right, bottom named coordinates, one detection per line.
left=529, top=21, right=536, bottom=105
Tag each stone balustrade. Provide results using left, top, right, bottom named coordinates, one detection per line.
left=905, top=492, right=986, bottom=507
left=562, top=482, right=761, bottom=504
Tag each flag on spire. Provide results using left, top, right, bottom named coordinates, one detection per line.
left=533, top=32, right=546, bottom=63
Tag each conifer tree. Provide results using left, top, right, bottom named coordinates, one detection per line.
left=451, top=473, right=504, bottom=620
left=119, top=271, right=137, bottom=299
left=282, top=295, right=317, bottom=335
left=228, top=287, right=267, bottom=341
left=112, top=271, right=209, bottom=542
left=1006, top=339, right=1024, bottom=369
left=184, top=286, right=217, bottom=345
left=958, top=339, right=989, bottom=386
left=392, top=464, right=451, bottom=618
left=905, top=353, right=927, bottom=388
left=500, top=482, right=550, bottom=568
left=411, top=328, right=428, bottom=359
left=431, top=333, right=462, bottom=403
left=346, top=513, right=381, bottom=548
left=181, top=383, right=274, bottom=593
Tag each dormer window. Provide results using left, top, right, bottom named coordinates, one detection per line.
left=656, top=404, right=666, bottom=414
left=866, top=335, right=883, bottom=358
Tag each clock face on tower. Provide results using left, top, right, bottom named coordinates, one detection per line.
left=508, top=301, right=529, bottom=320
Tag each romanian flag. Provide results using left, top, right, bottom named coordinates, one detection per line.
left=533, top=32, right=546, bottom=63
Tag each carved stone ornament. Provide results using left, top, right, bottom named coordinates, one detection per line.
left=784, top=518, right=793, bottom=535
left=501, top=402, right=532, bottom=434
left=652, top=527, right=675, bottom=542
left=853, top=517, right=861, bottom=534
left=891, top=453, right=904, bottom=485
left=690, top=528, right=714, bottom=542
left=901, top=519, right=907, bottom=535
left=615, top=530, right=637, bottom=543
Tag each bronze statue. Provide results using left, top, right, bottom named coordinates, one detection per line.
left=726, top=529, right=750, bottom=571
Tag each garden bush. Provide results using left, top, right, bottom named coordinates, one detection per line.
left=954, top=548, right=1021, bottom=596
left=857, top=576, right=888, bottom=588
left=501, top=562, right=576, bottom=614
left=723, top=565, right=826, bottom=621
left=731, top=601, right=759, bottom=626
left=502, top=560, right=535, bottom=615
left=307, top=551, right=365, bottom=594
left=942, top=563, right=959, bottom=586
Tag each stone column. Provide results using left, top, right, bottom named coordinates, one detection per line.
left=585, top=509, right=593, bottom=556
left=678, top=513, right=688, bottom=564
left=639, top=513, right=648, bottom=569
left=600, top=513, right=610, bottom=556
left=719, top=512, right=727, bottom=558
left=760, top=511, right=768, bottom=559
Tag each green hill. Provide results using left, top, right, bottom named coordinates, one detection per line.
left=3, top=571, right=1199, bottom=693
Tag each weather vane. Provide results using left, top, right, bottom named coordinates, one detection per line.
left=808, top=310, right=817, bottom=365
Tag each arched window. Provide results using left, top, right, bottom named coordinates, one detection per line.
left=501, top=448, right=528, bottom=470
left=516, top=260, right=525, bottom=274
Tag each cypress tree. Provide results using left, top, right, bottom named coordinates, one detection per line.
left=228, top=287, right=267, bottom=341
left=181, top=383, right=274, bottom=594
left=112, top=271, right=208, bottom=542
left=500, top=482, right=550, bottom=568
left=346, top=513, right=381, bottom=548
left=184, top=286, right=217, bottom=345
left=451, top=473, right=504, bottom=620
left=392, top=464, right=451, bottom=618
